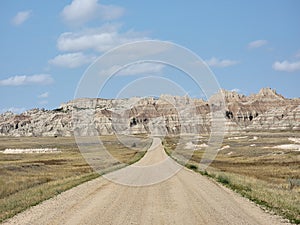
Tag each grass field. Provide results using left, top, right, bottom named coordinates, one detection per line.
left=1, top=132, right=299, bottom=223
left=163, top=131, right=300, bottom=224
left=0, top=135, right=151, bottom=222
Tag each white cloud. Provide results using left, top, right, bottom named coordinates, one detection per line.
left=118, top=63, right=165, bottom=76
left=295, top=50, right=300, bottom=58
left=272, top=60, right=300, bottom=72
left=11, top=10, right=32, bottom=26
left=247, top=40, right=268, bottom=49
left=49, top=52, right=96, bottom=68
left=0, top=107, right=26, bottom=114
left=0, top=74, right=53, bottom=86
left=57, top=25, right=147, bottom=53
left=38, top=92, right=49, bottom=98
left=205, top=57, right=239, bottom=68
left=61, top=0, right=124, bottom=26
left=231, top=88, right=241, bottom=93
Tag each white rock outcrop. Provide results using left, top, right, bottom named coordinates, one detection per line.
left=0, top=88, right=299, bottom=137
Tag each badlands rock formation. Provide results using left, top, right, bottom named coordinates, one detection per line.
left=0, top=88, right=299, bottom=136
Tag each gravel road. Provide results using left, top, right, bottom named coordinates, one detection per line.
left=2, top=138, right=290, bottom=225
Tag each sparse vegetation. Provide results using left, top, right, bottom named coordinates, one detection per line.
left=163, top=131, right=300, bottom=224
left=0, top=135, right=151, bottom=222
left=186, top=163, right=198, bottom=170
left=288, top=178, right=300, bottom=190
left=216, top=174, right=230, bottom=185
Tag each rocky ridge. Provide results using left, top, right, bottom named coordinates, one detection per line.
left=0, top=88, right=299, bottom=136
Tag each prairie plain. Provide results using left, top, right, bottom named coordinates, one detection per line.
left=0, top=131, right=299, bottom=224
left=0, top=135, right=151, bottom=222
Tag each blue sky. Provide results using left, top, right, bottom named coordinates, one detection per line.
left=1, top=0, right=300, bottom=113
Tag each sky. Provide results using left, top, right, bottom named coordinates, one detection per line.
left=1, top=0, right=300, bottom=113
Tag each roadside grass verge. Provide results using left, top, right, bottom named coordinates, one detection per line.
left=0, top=135, right=151, bottom=223
left=0, top=173, right=98, bottom=223
left=163, top=132, right=300, bottom=224
left=200, top=170, right=300, bottom=224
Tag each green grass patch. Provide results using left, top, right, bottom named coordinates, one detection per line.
left=217, top=174, right=230, bottom=185
left=186, top=163, right=198, bottom=171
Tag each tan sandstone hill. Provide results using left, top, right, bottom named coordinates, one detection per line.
left=0, top=88, right=299, bottom=136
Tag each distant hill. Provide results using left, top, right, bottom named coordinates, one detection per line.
left=0, top=88, right=299, bottom=136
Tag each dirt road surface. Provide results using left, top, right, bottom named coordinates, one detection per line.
left=2, top=138, right=290, bottom=225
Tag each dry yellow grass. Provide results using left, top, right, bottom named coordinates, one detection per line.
left=0, top=135, right=151, bottom=222
left=163, top=131, right=300, bottom=224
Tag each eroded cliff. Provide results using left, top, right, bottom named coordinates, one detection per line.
left=0, top=88, right=299, bottom=136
